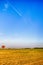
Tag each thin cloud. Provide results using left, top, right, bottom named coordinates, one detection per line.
left=4, top=3, right=9, bottom=9
left=6, top=0, right=22, bottom=16
left=3, top=3, right=9, bottom=11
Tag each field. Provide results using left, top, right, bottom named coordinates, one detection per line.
left=0, top=48, right=43, bottom=65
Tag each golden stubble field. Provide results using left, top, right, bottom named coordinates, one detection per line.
left=0, top=48, right=43, bottom=65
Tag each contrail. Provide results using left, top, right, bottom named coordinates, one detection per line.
left=5, top=0, right=22, bottom=16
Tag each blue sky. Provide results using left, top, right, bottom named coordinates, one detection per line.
left=0, top=0, right=43, bottom=48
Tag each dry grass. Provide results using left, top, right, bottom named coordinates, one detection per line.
left=0, top=48, right=43, bottom=65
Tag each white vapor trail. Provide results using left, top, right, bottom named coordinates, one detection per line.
left=5, top=0, right=22, bottom=16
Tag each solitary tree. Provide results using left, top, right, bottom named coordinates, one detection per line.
left=1, top=45, right=6, bottom=49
